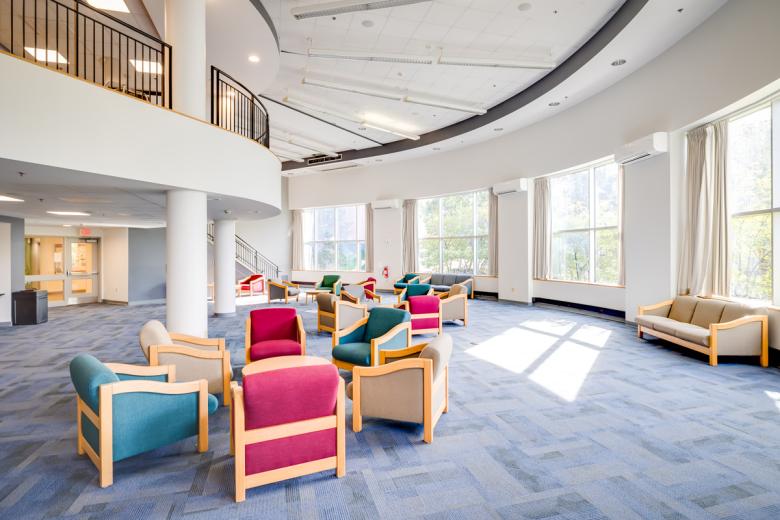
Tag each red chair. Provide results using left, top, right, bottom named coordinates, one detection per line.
left=357, top=277, right=381, bottom=302
left=231, top=356, right=345, bottom=502
left=244, top=308, right=306, bottom=364
left=237, top=274, right=265, bottom=296
left=398, top=295, right=442, bottom=336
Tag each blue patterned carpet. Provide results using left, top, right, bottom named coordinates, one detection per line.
left=1, top=297, right=780, bottom=519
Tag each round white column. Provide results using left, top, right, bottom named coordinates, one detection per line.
left=213, top=219, right=237, bottom=316
left=166, top=189, right=208, bottom=336
left=164, top=0, right=207, bottom=119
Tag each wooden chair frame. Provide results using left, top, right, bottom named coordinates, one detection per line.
left=637, top=300, right=769, bottom=367
left=236, top=275, right=265, bottom=297
left=317, top=299, right=368, bottom=333
left=149, top=344, right=232, bottom=406
left=231, top=357, right=345, bottom=502
left=351, top=354, right=448, bottom=443
left=245, top=314, right=307, bottom=364
left=268, top=280, right=301, bottom=304
left=331, top=318, right=412, bottom=370
left=356, top=280, right=382, bottom=302
left=76, top=363, right=209, bottom=488
left=438, top=292, right=469, bottom=326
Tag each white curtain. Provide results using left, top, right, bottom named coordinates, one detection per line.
left=533, top=177, right=551, bottom=279
left=402, top=199, right=417, bottom=273
left=291, top=209, right=304, bottom=271
left=488, top=188, right=499, bottom=276
left=365, top=205, right=374, bottom=272
left=618, top=165, right=626, bottom=286
left=677, top=121, right=729, bottom=296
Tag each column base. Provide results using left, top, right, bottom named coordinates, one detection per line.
left=213, top=311, right=237, bottom=317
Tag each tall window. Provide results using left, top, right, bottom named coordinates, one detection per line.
left=302, top=205, right=366, bottom=271
left=417, top=191, right=489, bottom=275
left=727, top=103, right=774, bottom=302
left=549, top=162, right=621, bottom=285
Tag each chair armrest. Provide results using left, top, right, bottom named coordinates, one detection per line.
left=437, top=291, right=450, bottom=299
left=105, top=363, right=175, bottom=382
left=170, top=333, right=225, bottom=350
left=365, top=289, right=381, bottom=302
left=379, top=342, right=428, bottom=364
left=284, top=281, right=299, bottom=288
left=341, top=291, right=359, bottom=304
left=370, top=322, right=412, bottom=364
left=409, top=276, right=421, bottom=284
left=269, top=281, right=287, bottom=290
left=710, top=315, right=768, bottom=365
left=333, top=317, right=369, bottom=347
left=296, top=315, right=307, bottom=355
left=395, top=301, right=409, bottom=311
left=106, top=378, right=204, bottom=396
left=638, top=299, right=674, bottom=317
left=354, top=357, right=430, bottom=378
left=440, top=293, right=467, bottom=306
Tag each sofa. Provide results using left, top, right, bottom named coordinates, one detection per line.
left=636, top=295, right=768, bottom=367
left=427, top=274, right=474, bottom=298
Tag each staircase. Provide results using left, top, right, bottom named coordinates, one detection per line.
left=207, top=224, right=279, bottom=281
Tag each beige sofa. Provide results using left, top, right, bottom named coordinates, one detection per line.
left=636, top=295, right=768, bottom=367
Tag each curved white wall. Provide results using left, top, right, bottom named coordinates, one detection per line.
left=0, top=53, right=282, bottom=215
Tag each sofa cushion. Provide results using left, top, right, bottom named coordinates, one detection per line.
left=636, top=315, right=683, bottom=336
left=669, top=296, right=699, bottom=323
left=452, top=274, right=470, bottom=284
left=250, top=339, right=302, bottom=361
left=429, top=274, right=445, bottom=285
left=721, top=302, right=751, bottom=323
left=430, top=284, right=450, bottom=292
left=690, top=299, right=726, bottom=328
left=672, top=323, right=711, bottom=346
left=332, top=342, right=372, bottom=366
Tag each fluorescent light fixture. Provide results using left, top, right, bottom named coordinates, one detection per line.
left=0, top=194, right=24, bottom=202
left=276, top=153, right=305, bottom=163
left=86, top=0, right=129, bottom=13
left=24, top=47, right=68, bottom=64
left=363, top=122, right=419, bottom=140
left=302, top=77, right=486, bottom=114
left=47, top=211, right=91, bottom=216
left=291, top=0, right=431, bottom=20
left=129, top=59, right=162, bottom=74
left=300, top=48, right=555, bottom=70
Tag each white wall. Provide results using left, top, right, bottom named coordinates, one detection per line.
left=0, top=223, right=11, bottom=324
left=497, top=190, right=532, bottom=303
left=236, top=177, right=292, bottom=274
left=101, top=228, right=129, bottom=303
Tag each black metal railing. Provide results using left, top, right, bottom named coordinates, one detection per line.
left=2, top=0, right=172, bottom=107
left=211, top=66, right=270, bottom=147
left=207, top=223, right=280, bottom=280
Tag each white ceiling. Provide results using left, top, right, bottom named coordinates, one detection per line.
left=260, top=0, right=625, bottom=155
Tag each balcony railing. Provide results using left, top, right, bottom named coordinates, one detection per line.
left=211, top=66, right=270, bottom=148
left=2, top=0, right=172, bottom=108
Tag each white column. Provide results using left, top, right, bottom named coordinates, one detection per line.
left=213, top=219, right=236, bottom=316
left=167, top=190, right=208, bottom=336
left=164, top=0, right=207, bottom=119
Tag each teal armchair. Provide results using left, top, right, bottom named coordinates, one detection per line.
left=316, top=274, right=343, bottom=296
left=69, top=354, right=218, bottom=487
left=331, top=307, right=412, bottom=370
left=396, top=283, right=434, bottom=305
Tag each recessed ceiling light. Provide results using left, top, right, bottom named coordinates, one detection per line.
left=517, top=2, right=532, bottom=11
left=611, top=59, right=627, bottom=66
left=86, top=0, right=129, bottom=13
left=548, top=101, right=560, bottom=107
left=248, top=54, right=261, bottom=63
left=494, top=128, right=503, bottom=132
left=0, top=194, right=23, bottom=202
left=376, top=158, right=383, bottom=162
left=47, top=211, right=91, bottom=216
left=361, top=19, right=374, bottom=27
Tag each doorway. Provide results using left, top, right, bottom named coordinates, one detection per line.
left=25, top=237, right=100, bottom=306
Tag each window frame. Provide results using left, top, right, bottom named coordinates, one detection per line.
left=547, top=160, right=623, bottom=287
left=416, top=190, right=489, bottom=275
left=302, top=204, right=367, bottom=272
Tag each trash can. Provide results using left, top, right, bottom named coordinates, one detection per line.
left=12, top=290, right=48, bottom=325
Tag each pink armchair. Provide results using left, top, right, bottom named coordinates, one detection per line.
left=231, top=356, right=345, bottom=501
left=397, top=295, right=442, bottom=336
left=245, top=308, right=306, bottom=364
left=237, top=274, right=265, bottom=296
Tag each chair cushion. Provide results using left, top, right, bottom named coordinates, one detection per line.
left=250, top=308, right=298, bottom=344
left=669, top=296, right=699, bottom=323
left=721, top=302, right=751, bottom=323
left=250, top=339, right=302, bottom=361
left=287, top=287, right=300, bottom=296
left=672, top=323, right=711, bottom=346
left=139, top=320, right=173, bottom=360
left=320, top=275, right=341, bottom=288
left=70, top=354, right=120, bottom=413
left=430, top=284, right=450, bottom=292
left=405, top=284, right=432, bottom=298
left=637, top=315, right=685, bottom=336
left=365, top=307, right=411, bottom=341
left=332, top=342, right=372, bottom=366
left=690, top=299, right=726, bottom=328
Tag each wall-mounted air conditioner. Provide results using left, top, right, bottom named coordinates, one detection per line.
left=492, top=178, right=528, bottom=196
left=371, top=199, right=401, bottom=210
left=614, top=132, right=668, bottom=165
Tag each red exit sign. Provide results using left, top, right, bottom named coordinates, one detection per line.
left=79, top=227, right=92, bottom=237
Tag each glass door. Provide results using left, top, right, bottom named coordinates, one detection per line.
left=66, top=238, right=100, bottom=304
left=25, top=236, right=100, bottom=306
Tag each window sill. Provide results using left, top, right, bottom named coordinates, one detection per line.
left=533, top=278, right=625, bottom=289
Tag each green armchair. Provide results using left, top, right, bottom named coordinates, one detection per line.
left=69, top=354, right=218, bottom=487
left=331, top=307, right=412, bottom=370
left=316, top=274, right=343, bottom=296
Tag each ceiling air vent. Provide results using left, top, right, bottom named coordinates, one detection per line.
left=307, top=153, right=343, bottom=166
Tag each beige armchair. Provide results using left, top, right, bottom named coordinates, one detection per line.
left=317, top=293, right=367, bottom=333
left=139, top=320, right=232, bottom=405
left=348, top=334, right=452, bottom=443
left=637, top=295, right=768, bottom=367
left=439, top=283, right=469, bottom=326
left=268, top=279, right=301, bottom=304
